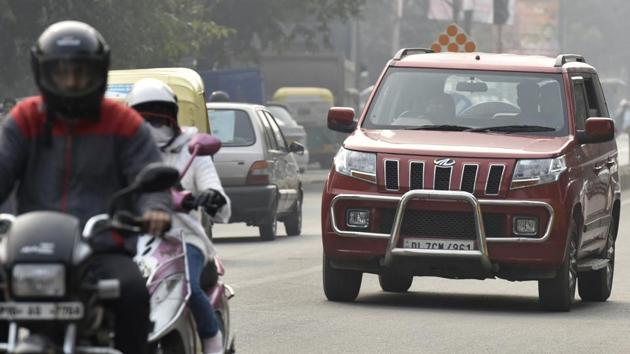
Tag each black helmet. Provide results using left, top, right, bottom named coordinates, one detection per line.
left=209, top=90, right=230, bottom=102
left=31, top=21, right=110, bottom=120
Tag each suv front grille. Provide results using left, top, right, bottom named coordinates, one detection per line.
left=409, top=162, right=424, bottom=190
left=378, top=208, right=507, bottom=239
left=485, top=165, right=505, bottom=195
left=460, top=165, right=478, bottom=193
left=385, top=160, right=399, bottom=190
left=383, top=159, right=506, bottom=195
left=434, top=166, right=452, bottom=190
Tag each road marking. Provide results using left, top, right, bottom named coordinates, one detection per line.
left=622, top=198, right=630, bottom=207
left=231, top=265, right=321, bottom=290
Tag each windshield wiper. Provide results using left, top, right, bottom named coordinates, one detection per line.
left=466, top=125, right=556, bottom=133
left=405, top=124, right=473, bottom=131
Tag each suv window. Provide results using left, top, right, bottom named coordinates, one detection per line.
left=571, top=77, right=588, bottom=131
left=264, top=111, right=288, bottom=152
left=207, top=109, right=255, bottom=146
left=363, top=68, right=568, bottom=136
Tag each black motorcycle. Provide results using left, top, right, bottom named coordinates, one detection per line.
left=0, top=163, right=179, bottom=354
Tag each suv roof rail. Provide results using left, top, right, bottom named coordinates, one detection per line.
left=393, top=48, right=434, bottom=60
left=554, top=54, right=586, bottom=67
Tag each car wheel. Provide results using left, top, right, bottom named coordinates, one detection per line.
left=284, top=193, right=302, bottom=236
left=378, top=271, right=413, bottom=293
left=259, top=200, right=278, bottom=241
left=323, top=254, right=362, bottom=302
left=538, top=221, right=578, bottom=311
left=259, top=216, right=277, bottom=241
left=578, top=219, right=616, bottom=302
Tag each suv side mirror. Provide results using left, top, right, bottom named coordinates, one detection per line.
left=577, top=117, right=615, bottom=144
left=328, top=107, right=356, bottom=133
left=289, top=141, right=305, bottom=155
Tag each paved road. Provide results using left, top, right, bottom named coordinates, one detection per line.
left=213, top=176, right=630, bottom=354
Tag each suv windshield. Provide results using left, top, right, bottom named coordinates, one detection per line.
left=208, top=109, right=255, bottom=146
left=363, top=68, right=568, bottom=136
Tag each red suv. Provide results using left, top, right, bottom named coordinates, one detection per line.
left=321, top=49, right=620, bottom=311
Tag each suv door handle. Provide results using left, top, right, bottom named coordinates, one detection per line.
left=606, top=159, right=616, bottom=168
left=593, top=165, right=604, bottom=173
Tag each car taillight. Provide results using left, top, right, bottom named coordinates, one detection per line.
left=247, top=160, right=271, bottom=185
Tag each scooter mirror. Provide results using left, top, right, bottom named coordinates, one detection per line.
left=188, top=133, right=222, bottom=157
left=134, top=162, right=180, bottom=192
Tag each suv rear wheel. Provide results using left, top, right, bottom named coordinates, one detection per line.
left=578, top=219, right=616, bottom=301
left=379, top=271, right=413, bottom=293
left=538, top=221, right=578, bottom=311
left=323, top=255, right=362, bottom=302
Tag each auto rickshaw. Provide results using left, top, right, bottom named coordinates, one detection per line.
left=106, top=67, right=211, bottom=133
left=272, top=87, right=340, bottom=168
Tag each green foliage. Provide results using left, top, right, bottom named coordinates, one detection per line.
left=198, top=0, right=366, bottom=68
left=0, top=0, right=365, bottom=97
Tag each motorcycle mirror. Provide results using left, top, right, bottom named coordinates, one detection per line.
left=133, top=162, right=180, bottom=192
left=188, top=134, right=222, bottom=157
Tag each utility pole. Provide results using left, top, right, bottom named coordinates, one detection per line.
left=392, top=0, right=403, bottom=54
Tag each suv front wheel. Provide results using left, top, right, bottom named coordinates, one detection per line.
left=323, top=255, right=362, bottom=302
left=538, top=221, right=578, bottom=311
left=578, top=219, right=616, bottom=301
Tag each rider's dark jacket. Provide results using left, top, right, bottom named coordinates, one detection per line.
left=0, top=96, right=170, bottom=250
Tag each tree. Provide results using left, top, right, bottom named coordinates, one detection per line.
left=0, top=0, right=229, bottom=97
left=198, top=0, right=366, bottom=68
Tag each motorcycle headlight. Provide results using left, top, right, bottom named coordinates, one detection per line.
left=12, top=264, right=65, bottom=297
left=334, top=147, right=377, bottom=183
left=511, top=156, right=567, bottom=190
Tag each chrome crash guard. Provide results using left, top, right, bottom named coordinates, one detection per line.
left=330, top=190, right=554, bottom=278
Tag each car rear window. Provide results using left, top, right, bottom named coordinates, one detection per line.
left=208, top=109, right=255, bottom=146
left=267, top=106, right=296, bottom=127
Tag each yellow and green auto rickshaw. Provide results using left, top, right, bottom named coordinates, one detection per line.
left=272, top=87, right=341, bottom=168
left=106, top=67, right=211, bottom=133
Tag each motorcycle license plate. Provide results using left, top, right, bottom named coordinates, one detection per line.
left=0, top=302, right=84, bottom=320
left=403, top=238, right=474, bottom=251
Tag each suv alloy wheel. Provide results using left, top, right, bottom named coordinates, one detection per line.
left=578, top=218, right=616, bottom=301
left=538, top=221, right=578, bottom=311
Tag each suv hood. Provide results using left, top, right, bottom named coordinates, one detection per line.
left=344, top=129, right=574, bottom=158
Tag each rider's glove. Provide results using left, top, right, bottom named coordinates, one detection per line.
left=193, top=189, right=227, bottom=216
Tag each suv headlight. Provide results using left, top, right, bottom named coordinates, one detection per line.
left=511, top=156, right=567, bottom=189
left=12, top=264, right=65, bottom=297
left=334, top=147, right=376, bottom=183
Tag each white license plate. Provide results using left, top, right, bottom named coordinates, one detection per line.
left=0, top=302, right=84, bottom=320
left=403, top=238, right=475, bottom=251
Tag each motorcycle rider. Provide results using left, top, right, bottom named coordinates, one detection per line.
left=0, top=21, right=171, bottom=354
left=127, top=78, right=231, bottom=354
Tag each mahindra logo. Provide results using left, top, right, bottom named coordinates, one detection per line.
left=434, top=158, right=456, bottom=167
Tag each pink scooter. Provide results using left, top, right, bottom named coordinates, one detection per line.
left=135, top=134, right=235, bottom=354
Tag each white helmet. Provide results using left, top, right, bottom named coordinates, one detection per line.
left=127, top=78, right=179, bottom=131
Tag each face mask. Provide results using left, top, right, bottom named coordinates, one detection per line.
left=149, top=125, right=174, bottom=146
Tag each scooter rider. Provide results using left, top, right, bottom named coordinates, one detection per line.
left=0, top=21, right=171, bottom=354
left=127, top=78, right=231, bottom=354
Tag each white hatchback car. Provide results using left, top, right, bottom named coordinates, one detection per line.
left=207, top=102, right=304, bottom=240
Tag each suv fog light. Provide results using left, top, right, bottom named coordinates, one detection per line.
left=346, top=209, right=370, bottom=229
left=513, top=217, right=538, bottom=236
